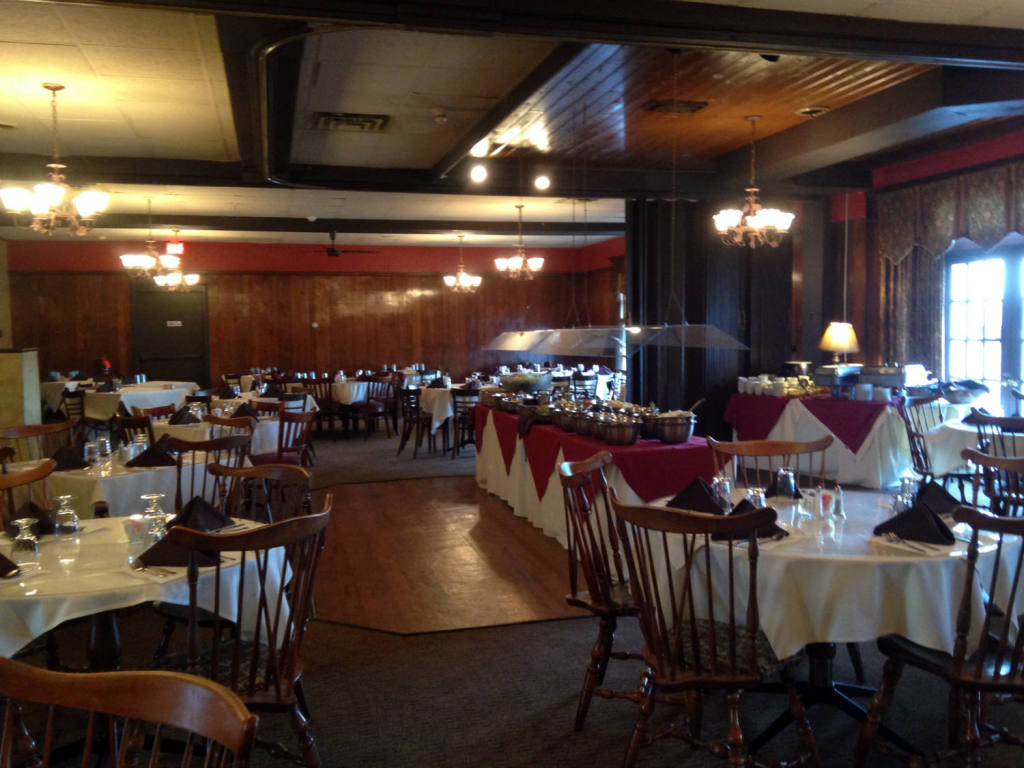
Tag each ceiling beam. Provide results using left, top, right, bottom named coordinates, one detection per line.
left=715, top=68, right=1024, bottom=191
left=75, top=214, right=624, bottom=236
left=55, top=0, right=1024, bottom=69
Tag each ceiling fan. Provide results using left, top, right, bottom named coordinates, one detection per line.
left=325, top=230, right=379, bottom=257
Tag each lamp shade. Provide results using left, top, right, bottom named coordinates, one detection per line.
left=819, top=321, right=860, bottom=355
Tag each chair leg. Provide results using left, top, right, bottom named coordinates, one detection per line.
left=574, top=614, right=617, bottom=731
left=623, top=668, right=655, bottom=768
left=725, top=691, right=747, bottom=768
left=787, top=681, right=821, bottom=768
left=854, top=657, right=904, bottom=768
left=846, top=641, right=865, bottom=684
left=154, top=617, right=176, bottom=659
left=292, top=679, right=321, bottom=768
left=964, top=691, right=983, bottom=767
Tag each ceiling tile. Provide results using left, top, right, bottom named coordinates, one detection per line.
left=81, top=45, right=206, bottom=80
left=0, top=0, right=69, bottom=44
left=56, top=5, right=199, bottom=50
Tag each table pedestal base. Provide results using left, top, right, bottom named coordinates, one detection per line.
left=750, top=643, right=921, bottom=757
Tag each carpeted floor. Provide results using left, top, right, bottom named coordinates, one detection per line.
left=309, top=429, right=476, bottom=488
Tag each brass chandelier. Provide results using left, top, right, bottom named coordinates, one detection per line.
left=712, top=116, right=795, bottom=248
left=120, top=205, right=199, bottom=289
left=494, top=204, right=544, bottom=279
left=0, top=84, right=109, bottom=235
left=443, top=234, right=482, bottom=293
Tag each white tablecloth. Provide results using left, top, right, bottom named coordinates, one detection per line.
left=330, top=381, right=370, bottom=405
left=419, top=387, right=453, bottom=433
left=0, top=519, right=282, bottom=657
left=212, top=393, right=318, bottom=414
left=46, top=459, right=205, bottom=519
left=742, top=399, right=910, bottom=489
left=87, top=387, right=189, bottom=421
left=694, top=489, right=1020, bottom=659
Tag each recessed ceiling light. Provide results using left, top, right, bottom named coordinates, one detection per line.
left=469, top=164, right=487, bottom=183
left=796, top=105, right=831, bottom=118
left=534, top=174, right=551, bottom=191
left=469, top=138, right=489, bottom=157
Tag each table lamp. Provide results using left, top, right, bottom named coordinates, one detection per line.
left=819, top=321, right=859, bottom=363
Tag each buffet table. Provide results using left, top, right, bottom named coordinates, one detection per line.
left=474, top=404, right=715, bottom=547
left=724, top=393, right=912, bottom=489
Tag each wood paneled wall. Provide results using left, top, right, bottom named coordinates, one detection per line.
left=10, top=269, right=618, bottom=384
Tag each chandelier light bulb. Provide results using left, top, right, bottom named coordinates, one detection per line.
left=495, top=203, right=542, bottom=279
left=159, top=253, right=181, bottom=270
left=493, top=257, right=509, bottom=271
left=0, top=188, right=31, bottom=211
left=184, top=273, right=200, bottom=286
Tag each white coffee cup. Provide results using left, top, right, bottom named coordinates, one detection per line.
left=855, top=383, right=873, bottom=401
left=873, top=387, right=892, bottom=401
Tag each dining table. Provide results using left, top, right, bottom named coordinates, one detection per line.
left=86, top=382, right=198, bottom=421
left=0, top=518, right=282, bottom=665
left=474, top=403, right=716, bottom=546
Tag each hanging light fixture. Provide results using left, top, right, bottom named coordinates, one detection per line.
left=443, top=233, right=482, bottom=293
left=119, top=205, right=199, bottom=289
left=0, top=84, right=109, bottom=235
left=712, top=115, right=795, bottom=248
left=494, top=204, right=544, bottom=279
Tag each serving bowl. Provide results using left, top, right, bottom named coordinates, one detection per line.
left=656, top=413, right=697, bottom=444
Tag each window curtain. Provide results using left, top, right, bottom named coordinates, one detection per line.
left=875, top=160, right=1024, bottom=374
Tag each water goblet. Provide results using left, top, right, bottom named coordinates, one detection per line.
left=141, top=493, right=168, bottom=542
left=10, top=518, right=39, bottom=567
left=775, top=467, right=797, bottom=499
left=83, top=441, right=99, bottom=472
left=745, top=487, right=766, bottom=509
left=711, top=474, right=733, bottom=512
left=53, top=494, right=79, bottom=534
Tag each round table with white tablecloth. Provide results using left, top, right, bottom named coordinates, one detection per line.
left=330, top=380, right=370, bottom=405
left=86, top=386, right=190, bottom=421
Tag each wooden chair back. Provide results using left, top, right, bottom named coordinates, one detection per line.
left=399, top=387, right=422, bottom=419
left=1011, top=388, right=1024, bottom=416
left=897, top=394, right=945, bottom=479
left=0, top=420, right=78, bottom=462
left=707, top=434, right=833, bottom=490
left=115, top=415, right=154, bottom=447
left=967, top=408, right=1024, bottom=457
left=276, top=410, right=315, bottom=465
left=0, top=657, right=256, bottom=767
left=610, top=490, right=776, bottom=686
left=365, top=375, right=392, bottom=403
left=450, top=387, right=479, bottom=416
left=206, top=463, right=312, bottom=523
left=135, top=403, right=177, bottom=419
left=251, top=400, right=284, bottom=418
left=278, top=392, right=307, bottom=412
left=221, top=373, right=242, bottom=386
left=559, top=451, right=627, bottom=607
left=570, top=373, right=598, bottom=398
left=186, top=393, right=213, bottom=412
left=163, top=435, right=251, bottom=511
left=961, top=448, right=1024, bottom=517
left=59, top=389, right=86, bottom=420
left=0, top=459, right=55, bottom=529
left=204, top=414, right=257, bottom=438
left=949, top=506, right=1024, bottom=695
left=168, top=503, right=331, bottom=707
left=306, top=377, right=332, bottom=404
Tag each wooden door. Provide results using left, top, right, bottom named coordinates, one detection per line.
left=130, top=285, right=209, bottom=387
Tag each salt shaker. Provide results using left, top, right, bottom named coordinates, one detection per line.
left=833, top=484, right=845, bottom=518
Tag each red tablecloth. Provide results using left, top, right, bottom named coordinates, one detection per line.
left=724, top=393, right=893, bottom=453
left=476, top=404, right=715, bottom=502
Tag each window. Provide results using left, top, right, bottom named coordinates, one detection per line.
left=945, top=239, right=1023, bottom=414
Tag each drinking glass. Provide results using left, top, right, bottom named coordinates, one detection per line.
left=133, top=433, right=148, bottom=453
left=745, top=487, right=766, bottom=509
left=775, top=467, right=797, bottom=499
left=10, top=518, right=39, bottom=567
left=141, top=493, right=168, bottom=542
left=711, top=474, right=733, bottom=511
left=83, top=441, right=99, bottom=471
left=53, top=494, right=79, bottom=534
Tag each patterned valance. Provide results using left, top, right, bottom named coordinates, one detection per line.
left=876, top=160, right=1024, bottom=263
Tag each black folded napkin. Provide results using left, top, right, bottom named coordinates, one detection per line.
left=125, top=436, right=176, bottom=468
left=666, top=477, right=727, bottom=516
left=168, top=406, right=200, bottom=425
left=216, top=384, right=237, bottom=398
left=518, top=409, right=539, bottom=438
left=427, top=377, right=445, bottom=388
left=138, top=534, right=218, bottom=568
left=0, top=550, right=19, bottom=578
left=51, top=444, right=87, bottom=471
left=873, top=502, right=954, bottom=545
left=3, top=500, right=56, bottom=537
left=917, top=480, right=959, bottom=518
left=168, top=495, right=232, bottom=532
left=231, top=402, right=259, bottom=419
left=711, top=499, right=789, bottom=541
left=961, top=408, right=991, bottom=425
left=95, top=380, right=117, bottom=393
left=765, top=479, right=803, bottom=499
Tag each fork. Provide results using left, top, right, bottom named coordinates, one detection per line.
left=883, top=533, right=933, bottom=554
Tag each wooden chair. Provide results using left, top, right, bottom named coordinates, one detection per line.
left=559, top=452, right=640, bottom=730
left=59, top=388, right=111, bottom=441
left=855, top=506, right=1024, bottom=767
left=706, top=434, right=865, bottom=682
left=571, top=373, right=599, bottom=398
left=115, top=414, right=154, bottom=447
left=0, top=419, right=78, bottom=462
left=250, top=410, right=315, bottom=467
left=251, top=400, right=285, bottom=419
left=898, top=394, right=970, bottom=499
left=205, top=413, right=257, bottom=439
left=961, top=448, right=1024, bottom=516
left=207, top=463, right=312, bottom=523
left=396, top=387, right=440, bottom=457
left=155, top=503, right=331, bottom=767
left=1011, top=388, right=1024, bottom=416
left=354, top=376, right=393, bottom=439
left=163, top=435, right=252, bottom=511
left=450, top=387, right=480, bottom=459
left=306, top=377, right=344, bottom=437
left=134, top=403, right=177, bottom=419
left=279, top=392, right=307, bottom=413
left=0, top=657, right=257, bottom=768
left=609, top=490, right=821, bottom=768
left=186, top=392, right=214, bottom=412
left=707, top=434, right=833, bottom=490
left=967, top=407, right=1024, bottom=457
left=0, top=458, right=54, bottom=531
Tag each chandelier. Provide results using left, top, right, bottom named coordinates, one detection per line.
left=712, top=115, right=795, bottom=248
left=120, top=208, right=199, bottom=288
left=0, top=84, right=109, bottom=235
left=443, top=234, right=482, bottom=293
left=494, top=204, right=543, bottom=279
